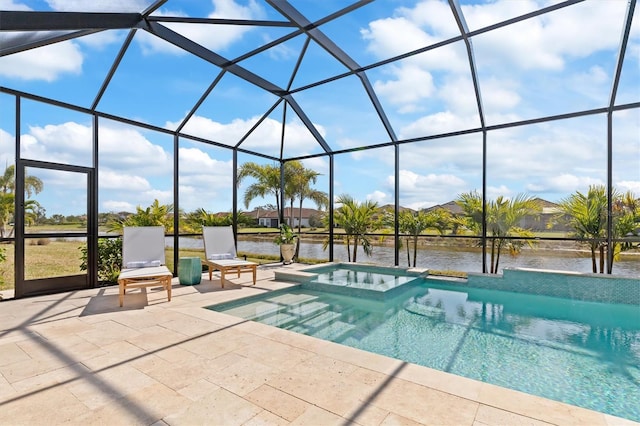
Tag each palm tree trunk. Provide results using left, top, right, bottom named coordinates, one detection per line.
left=412, top=235, right=418, bottom=267
left=495, top=239, right=502, bottom=273
left=352, top=236, right=359, bottom=262
left=297, top=199, right=303, bottom=233
left=406, top=237, right=410, bottom=267
left=345, top=236, right=351, bottom=262
left=490, top=239, right=496, bottom=273
left=590, top=244, right=597, bottom=273
left=491, top=238, right=498, bottom=274
left=289, top=201, right=295, bottom=227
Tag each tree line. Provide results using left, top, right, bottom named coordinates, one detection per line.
left=1, top=163, right=638, bottom=275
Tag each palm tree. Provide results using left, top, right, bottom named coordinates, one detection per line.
left=553, top=185, right=636, bottom=273
left=237, top=162, right=282, bottom=214
left=455, top=190, right=483, bottom=235
left=181, top=208, right=230, bottom=233
left=398, top=210, right=431, bottom=267
left=239, top=161, right=327, bottom=232
left=614, top=190, right=640, bottom=255
left=23, top=199, right=42, bottom=228
left=107, top=199, right=174, bottom=233
left=290, top=167, right=328, bottom=233
left=0, top=164, right=44, bottom=238
left=181, top=208, right=253, bottom=233
left=456, top=191, right=540, bottom=273
left=426, top=208, right=453, bottom=236
left=328, top=194, right=380, bottom=262
left=0, top=192, right=15, bottom=238
left=555, top=185, right=608, bottom=273
left=396, top=209, right=452, bottom=267
left=283, top=161, right=304, bottom=227
left=0, top=164, right=43, bottom=197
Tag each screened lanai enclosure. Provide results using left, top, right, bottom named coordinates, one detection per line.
left=0, top=0, right=638, bottom=298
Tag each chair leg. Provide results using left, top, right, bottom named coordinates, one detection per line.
left=119, top=281, right=125, bottom=307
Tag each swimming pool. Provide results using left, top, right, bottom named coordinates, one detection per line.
left=208, top=273, right=640, bottom=422
left=298, top=263, right=424, bottom=299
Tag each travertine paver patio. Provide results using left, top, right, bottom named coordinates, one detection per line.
left=0, top=265, right=637, bottom=425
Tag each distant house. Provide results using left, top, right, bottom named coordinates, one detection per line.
left=379, top=204, right=416, bottom=214
left=423, top=198, right=567, bottom=232
left=520, top=198, right=567, bottom=231
left=423, top=201, right=464, bottom=216
left=247, top=207, right=322, bottom=228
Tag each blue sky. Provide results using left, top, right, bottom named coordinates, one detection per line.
left=0, top=0, right=638, bottom=217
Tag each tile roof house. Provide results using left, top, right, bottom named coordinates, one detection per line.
left=424, top=198, right=567, bottom=232
left=247, top=207, right=323, bottom=228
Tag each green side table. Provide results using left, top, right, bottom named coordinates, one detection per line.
left=179, top=257, right=202, bottom=285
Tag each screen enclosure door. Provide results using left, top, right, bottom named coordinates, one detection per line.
left=15, top=160, right=96, bottom=298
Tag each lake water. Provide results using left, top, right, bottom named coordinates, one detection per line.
left=176, top=237, right=640, bottom=277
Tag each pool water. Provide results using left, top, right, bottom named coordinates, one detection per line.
left=301, top=264, right=422, bottom=299
left=209, top=280, right=640, bottom=422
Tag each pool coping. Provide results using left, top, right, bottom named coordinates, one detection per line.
left=273, top=261, right=429, bottom=284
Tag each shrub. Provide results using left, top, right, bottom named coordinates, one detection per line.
left=79, top=238, right=122, bottom=283
left=37, top=238, right=50, bottom=245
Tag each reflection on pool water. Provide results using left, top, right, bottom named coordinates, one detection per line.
left=208, top=277, right=640, bottom=422
left=300, top=263, right=424, bottom=299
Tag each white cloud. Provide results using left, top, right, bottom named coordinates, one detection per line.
left=145, top=188, right=172, bottom=203
left=363, top=0, right=631, bottom=132
left=168, top=115, right=242, bottom=142
left=137, top=0, right=265, bottom=55
left=45, top=0, right=150, bottom=12
left=178, top=146, right=235, bottom=211
left=171, top=114, right=323, bottom=157
left=76, top=30, right=127, bottom=50
left=0, top=128, right=15, bottom=166
left=399, top=111, right=480, bottom=139
left=533, top=174, right=604, bottom=194
left=18, top=121, right=93, bottom=165
left=102, top=200, right=135, bottom=212
left=361, top=0, right=460, bottom=59
left=373, top=65, right=435, bottom=112
left=366, top=190, right=388, bottom=204
left=480, top=77, right=521, bottom=111
left=98, top=125, right=172, bottom=172
left=99, top=170, right=151, bottom=191
left=568, top=65, right=610, bottom=102
left=0, top=40, right=83, bottom=81
left=465, top=0, right=628, bottom=71
left=438, top=75, right=483, bottom=115
left=389, top=169, right=467, bottom=208
left=30, top=121, right=92, bottom=151
left=486, top=184, right=512, bottom=200
left=179, top=147, right=232, bottom=177
left=616, top=180, right=640, bottom=194
left=0, top=1, right=30, bottom=10
left=301, top=157, right=329, bottom=176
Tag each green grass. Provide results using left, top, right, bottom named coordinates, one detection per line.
left=0, top=237, right=340, bottom=291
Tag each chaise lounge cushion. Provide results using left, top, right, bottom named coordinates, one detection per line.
left=125, top=260, right=162, bottom=268
left=208, top=253, right=234, bottom=260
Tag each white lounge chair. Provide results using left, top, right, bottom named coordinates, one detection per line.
left=202, top=226, right=257, bottom=287
left=117, top=226, right=173, bottom=307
